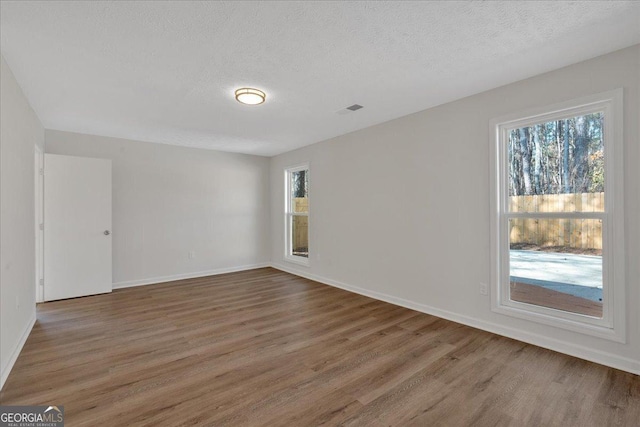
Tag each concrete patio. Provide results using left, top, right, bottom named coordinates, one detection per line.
left=509, top=250, right=603, bottom=302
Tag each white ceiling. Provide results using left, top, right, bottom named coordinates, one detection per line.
left=1, top=1, right=639, bottom=157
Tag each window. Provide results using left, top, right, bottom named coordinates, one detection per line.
left=490, top=90, right=625, bottom=342
left=285, top=164, right=309, bottom=265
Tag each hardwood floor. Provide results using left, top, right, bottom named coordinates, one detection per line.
left=1, top=268, right=638, bottom=426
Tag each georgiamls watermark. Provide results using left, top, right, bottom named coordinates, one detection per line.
left=0, top=406, right=64, bottom=427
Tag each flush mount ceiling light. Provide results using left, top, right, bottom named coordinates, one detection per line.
left=235, top=88, right=266, bottom=105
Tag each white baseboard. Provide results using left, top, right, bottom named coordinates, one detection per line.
left=112, top=262, right=271, bottom=289
left=1, top=313, right=36, bottom=391
left=271, top=262, right=640, bottom=376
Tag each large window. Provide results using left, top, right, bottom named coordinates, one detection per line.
left=490, top=90, right=624, bottom=342
left=285, top=164, right=309, bottom=265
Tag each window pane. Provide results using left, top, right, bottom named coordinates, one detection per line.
left=293, top=197, right=308, bottom=214
left=507, top=112, right=604, bottom=212
left=292, top=215, right=308, bottom=257
left=291, top=170, right=308, bottom=213
left=509, top=218, right=602, bottom=318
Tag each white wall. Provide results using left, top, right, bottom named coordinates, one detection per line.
left=46, top=131, right=270, bottom=287
left=0, top=55, right=44, bottom=388
left=270, top=45, right=640, bottom=373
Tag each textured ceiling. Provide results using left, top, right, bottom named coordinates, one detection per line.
left=1, top=1, right=639, bottom=156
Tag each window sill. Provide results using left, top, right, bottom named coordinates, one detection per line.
left=284, top=255, right=310, bottom=267
left=491, top=301, right=625, bottom=343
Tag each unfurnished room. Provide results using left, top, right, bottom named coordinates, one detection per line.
left=0, top=1, right=639, bottom=426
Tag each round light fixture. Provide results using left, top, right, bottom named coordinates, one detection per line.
left=235, top=88, right=266, bottom=105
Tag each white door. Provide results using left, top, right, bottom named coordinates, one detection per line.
left=44, top=154, right=112, bottom=301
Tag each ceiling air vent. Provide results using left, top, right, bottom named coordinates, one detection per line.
left=336, top=104, right=364, bottom=115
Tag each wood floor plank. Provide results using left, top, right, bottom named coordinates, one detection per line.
left=1, top=267, right=638, bottom=426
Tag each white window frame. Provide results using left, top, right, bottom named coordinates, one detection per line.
left=284, top=163, right=310, bottom=266
left=489, top=89, right=625, bottom=343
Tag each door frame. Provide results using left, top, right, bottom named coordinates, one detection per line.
left=35, top=145, right=44, bottom=303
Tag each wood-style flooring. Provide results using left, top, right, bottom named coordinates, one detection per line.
left=1, top=268, right=639, bottom=426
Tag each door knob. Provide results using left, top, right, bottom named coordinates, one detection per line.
left=104, top=230, right=111, bottom=235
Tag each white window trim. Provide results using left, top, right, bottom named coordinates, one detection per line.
left=489, top=89, right=625, bottom=343
left=284, top=163, right=310, bottom=267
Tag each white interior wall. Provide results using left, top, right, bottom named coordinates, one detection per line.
left=45, top=131, right=271, bottom=287
left=0, top=55, right=44, bottom=388
left=270, top=45, right=640, bottom=374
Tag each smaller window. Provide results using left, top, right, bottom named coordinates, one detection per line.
left=285, top=164, right=309, bottom=266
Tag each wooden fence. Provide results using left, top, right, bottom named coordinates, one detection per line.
left=509, top=193, right=604, bottom=249
left=292, top=198, right=308, bottom=253
left=292, top=194, right=603, bottom=251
